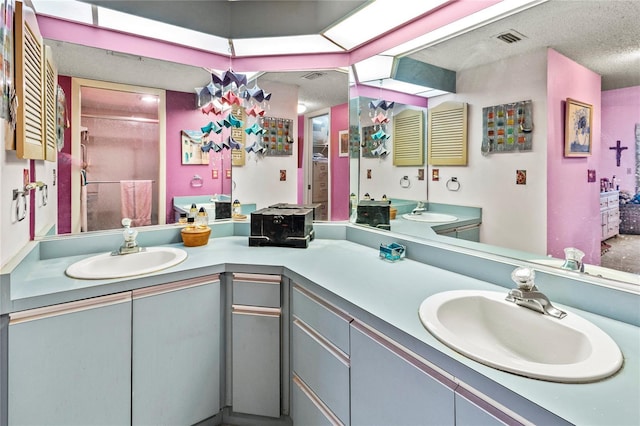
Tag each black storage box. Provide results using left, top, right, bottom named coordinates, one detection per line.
left=249, top=207, right=315, bottom=248
left=356, top=200, right=391, bottom=230
left=214, top=201, right=231, bottom=220
left=268, top=203, right=321, bottom=220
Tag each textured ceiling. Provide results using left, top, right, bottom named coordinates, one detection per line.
left=409, top=0, right=640, bottom=91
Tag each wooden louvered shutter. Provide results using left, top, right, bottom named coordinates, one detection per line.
left=44, top=46, right=58, bottom=161
left=393, top=109, right=424, bottom=166
left=15, top=0, right=45, bottom=160
left=428, top=102, right=468, bottom=166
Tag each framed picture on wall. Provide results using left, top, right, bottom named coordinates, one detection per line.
left=564, top=98, right=592, bottom=157
left=338, top=130, right=349, bottom=157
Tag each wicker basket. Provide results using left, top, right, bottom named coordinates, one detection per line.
left=181, top=227, right=211, bottom=247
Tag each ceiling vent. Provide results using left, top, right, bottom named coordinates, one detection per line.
left=301, top=71, right=326, bottom=80
left=495, top=30, right=527, bottom=44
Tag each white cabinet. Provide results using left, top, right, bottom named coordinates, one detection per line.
left=600, top=190, right=619, bottom=240
left=291, top=285, right=352, bottom=425
left=231, top=273, right=282, bottom=418
left=350, top=320, right=456, bottom=426
left=132, top=277, right=221, bottom=425
left=8, top=293, right=132, bottom=425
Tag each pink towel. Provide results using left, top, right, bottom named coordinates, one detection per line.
left=120, top=180, right=152, bottom=227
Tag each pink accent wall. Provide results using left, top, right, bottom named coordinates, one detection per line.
left=165, top=90, right=229, bottom=223
left=330, top=103, right=349, bottom=220
left=57, top=75, right=73, bottom=234
left=350, top=84, right=428, bottom=108
left=547, top=49, right=602, bottom=264
left=601, top=86, right=640, bottom=194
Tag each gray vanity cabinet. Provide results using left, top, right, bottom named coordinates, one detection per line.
left=8, top=293, right=132, bottom=425
left=349, top=320, right=456, bottom=426
left=132, top=276, right=221, bottom=425
left=231, top=273, right=282, bottom=418
left=455, top=388, right=524, bottom=426
left=291, top=285, right=352, bottom=425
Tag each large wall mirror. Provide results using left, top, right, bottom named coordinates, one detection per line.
left=32, top=1, right=638, bottom=292
left=36, top=38, right=349, bottom=238
left=349, top=1, right=639, bottom=288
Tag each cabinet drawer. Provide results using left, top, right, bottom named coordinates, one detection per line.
left=293, top=319, right=350, bottom=425
left=608, top=209, right=619, bottom=221
left=233, top=273, right=281, bottom=307
left=292, top=375, right=343, bottom=426
left=293, top=285, right=351, bottom=354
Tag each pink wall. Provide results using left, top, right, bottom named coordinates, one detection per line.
left=546, top=49, right=602, bottom=264
left=165, top=90, right=230, bottom=223
left=601, top=86, right=640, bottom=194
left=330, top=103, right=349, bottom=220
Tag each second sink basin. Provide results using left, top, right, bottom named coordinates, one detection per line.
left=66, top=247, right=188, bottom=280
left=402, top=212, right=457, bottom=223
left=419, top=290, right=623, bottom=383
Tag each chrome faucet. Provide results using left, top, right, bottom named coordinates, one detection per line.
left=561, top=247, right=585, bottom=272
left=506, top=267, right=567, bottom=319
left=411, top=201, right=426, bottom=215
left=112, top=218, right=144, bottom=255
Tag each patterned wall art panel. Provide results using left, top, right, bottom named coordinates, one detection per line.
left=481, top=100, right=533, bottom=154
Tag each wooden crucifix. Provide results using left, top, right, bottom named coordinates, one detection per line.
left=609, top=140, right=628, bottom=166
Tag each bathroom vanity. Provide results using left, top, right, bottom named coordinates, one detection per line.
left=0, top=222, right=638, bottom=425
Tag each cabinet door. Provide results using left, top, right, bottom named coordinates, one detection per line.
left=455, top=389, right=524, bottom=426
left=132, top=277, right=221, bottom=426
left=9, top=293, right=132, bottom=426
left=232, top=306, right=281, bottom=418
left=350, top=321, right=455, bottom=426
left=292, top=374, right=343, bottom=426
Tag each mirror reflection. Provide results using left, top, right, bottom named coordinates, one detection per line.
left=349, top=1, right=639, bottom=285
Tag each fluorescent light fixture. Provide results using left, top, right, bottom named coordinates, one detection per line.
left=324, top=0, right=449, bottom=50
left=383, top=0, right=548, bottom=56
left=97, top=6, right=230, bottom=55
left=416, top=88, right=450, bottom=98
left=352, top=55, right=394, bottom=83
left=141, top=95, right=158, bottom=103
left=31, top=0, right=93, bottom=25
left=233, top=34, right=343, bottom=57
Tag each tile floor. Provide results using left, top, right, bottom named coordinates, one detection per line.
left=601, top=234, right=640, bottom=274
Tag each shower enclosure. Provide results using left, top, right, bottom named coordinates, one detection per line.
left=80, top=86, right=160, bottom=232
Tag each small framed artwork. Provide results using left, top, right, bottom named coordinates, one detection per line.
left=338, top=130, right=349, bottom=157
left=564, top=98, right=592, bottom=157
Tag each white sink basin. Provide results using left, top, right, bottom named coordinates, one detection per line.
left=419, top=290, right=623, bottom=383
left=532, top=258, right=640, bottom=285
left=66, top=247, right=188, bottom=280
left=402, top=212, right=457, bottom=223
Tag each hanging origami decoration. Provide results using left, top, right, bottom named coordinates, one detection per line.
left=369, top=100, right=395, bottom=111
left=222, top=113, right=243, bottom=128
left=246, top=104, right=266, bottom=117
left=244, top=122, right=265, bottom=135
left=201, top=121, right=223, bottom=135
left=201, top=102, right=223, bottom=116
left=372, top=143, right=389, bottom=157
left=372, top=112, right=389, bottom=124
left=241, top=85, right=272, bottom=103
left=371, top=129, right=390, bottom=141
left=211, top=69, right=248, bottom=88
left=221, top=90, right=242, bottom=106
left=245, top=141, right=267, bottom=154
left=221, top=136, right=242, bottom=150
left=206, top=82, right=223, bottom=99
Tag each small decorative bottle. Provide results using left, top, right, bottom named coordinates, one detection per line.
left=196, top=207, right=208, bottom=228
left=232, top=199, right=242, bottom=218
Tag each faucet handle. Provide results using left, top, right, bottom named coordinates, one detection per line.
left=511, top=266, right=536, bottom=291
left=122, top=218, right=132, bottom=228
